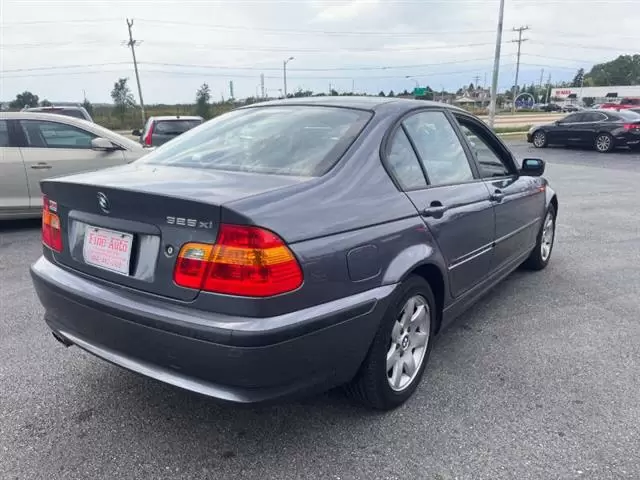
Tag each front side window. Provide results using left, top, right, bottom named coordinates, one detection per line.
left=19, top=120, right=96, bottom=149
left=458, top=122, right=512, bottom=178
left=139, top=106, right=371, bottom=177
left=560, top=113, right=581, bottom=123
left=403, top=111, right=474, bottom=186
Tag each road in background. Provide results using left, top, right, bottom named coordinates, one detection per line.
left=2, top=144, right=639, bottom=480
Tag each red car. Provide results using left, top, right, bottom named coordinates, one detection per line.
left=600, top=98, right=640, bottom=110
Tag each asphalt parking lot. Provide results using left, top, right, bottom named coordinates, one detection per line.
left=1, top=142, right=639, bottom=480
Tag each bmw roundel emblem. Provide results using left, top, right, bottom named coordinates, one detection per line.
left=97, top=192, right=110, bottom=213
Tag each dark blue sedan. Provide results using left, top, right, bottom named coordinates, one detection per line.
left=31, top=97, right=558, bottom=410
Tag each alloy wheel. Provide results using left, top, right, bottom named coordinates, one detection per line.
left=386, top=295, right=430, bottom=392
left=533, top=131, right=546, bottom=148
left=541, top=212, right=555, bottom=261
left=596, top=134, right=611, bottom=152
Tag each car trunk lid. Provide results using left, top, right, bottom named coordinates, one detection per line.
left=41, top=163, right=310, bottom=301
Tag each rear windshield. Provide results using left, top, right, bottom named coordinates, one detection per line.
left=29, top=108, right=88, bottom=120
left=139, top=106, right=371, bottom=176
left=613, top=110, right=640, bottom=121
left=155, top=119, right=202, bottom=134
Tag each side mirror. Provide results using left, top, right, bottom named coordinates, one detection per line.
left=521, top=158, right=545, bottom=176
left=131, top=129, right=141, bottom=137
left=91, top=137, right=116, bottom=151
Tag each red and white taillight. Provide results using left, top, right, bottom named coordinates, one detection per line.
left=42, top=195, right=63, bottom=252
left=173, top=224, right=303, bottom=297
left=144, top=122, right=154, bottom=146
left=623, top=123, right=640, bottom=131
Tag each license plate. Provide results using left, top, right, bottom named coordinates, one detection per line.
left=83, top=226, right=133, bottom=276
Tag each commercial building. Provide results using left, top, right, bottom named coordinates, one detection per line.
left=551, top=85, right=640, bottom=103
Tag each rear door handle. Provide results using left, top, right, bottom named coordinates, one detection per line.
left=490, top=190, right=505, bottom=202
left=30, top=163, right=52, bottom=170
left=421, top=203, right=448, bottom=218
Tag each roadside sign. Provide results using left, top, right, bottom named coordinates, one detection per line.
left=413, top=87, right=427, bottom=96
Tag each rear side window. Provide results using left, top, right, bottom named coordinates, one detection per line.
left=386, top=128, right=427, bottom=190
left=140, top=106, right=371, bottom=176
left=403, top=111, right=474, bottom=186
left=19, top=120, right=96, bottom=149
left=155, top=120, right=202, bottom=134
left=0, top=120, right=10, bottom=147
left=615, top=110, right=640, bottom=121
left=58, top=109, right=87, bottom=120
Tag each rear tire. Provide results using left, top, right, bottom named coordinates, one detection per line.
left=345, top=276, right=436, bottom=410
left=522, top=204, right=556, bottom=271
left=595, top=133, right=614, bottom=153
left=532, top=130, right=548, bottom=148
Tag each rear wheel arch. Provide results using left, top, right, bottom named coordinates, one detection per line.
left=405, top=263, right=445, bottom=334
left=549, top=194, right=558, bottom=218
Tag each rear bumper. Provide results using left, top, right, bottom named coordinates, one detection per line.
left=613, top=133, right=640, bottom=147
left=31, top=256, right=395, bottom=404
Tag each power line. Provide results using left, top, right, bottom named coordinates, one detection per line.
left=0, top=56, right=511, bottom=76
left=2, top=64, right=517, bottom=81
left=136, top=18, right=495, bottom=37
left=1, top=62, right=132, bottom=73
left=0, top=18, right=122, bottom=27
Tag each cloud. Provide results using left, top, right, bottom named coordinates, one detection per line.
left=312, top=0, right=380, bottom=22
left=0, top=0, right=637, bottom=103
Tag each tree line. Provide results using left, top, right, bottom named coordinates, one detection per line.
left=3, top=54, right=638, bottom=128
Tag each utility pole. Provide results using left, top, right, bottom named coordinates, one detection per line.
left=473, top=75, right=481, bottom=89
left=538, top=68, right=544, bottom=102
left=283, top=56, right=294, bottom=97
left=510, top=25, right=530, bottom=114
left=488, top=0, right=505, bottom=128
left=260, top=73, right=265, bottom=99
left=546, top=73, right=552, bottom=103
left=125, top=19, right=146, bottom=125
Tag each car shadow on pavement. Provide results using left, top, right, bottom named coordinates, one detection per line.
left=0, top=218, right=41, bottom=233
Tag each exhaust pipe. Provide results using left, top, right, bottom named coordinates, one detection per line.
left=51, top=331, right=73, bottom=347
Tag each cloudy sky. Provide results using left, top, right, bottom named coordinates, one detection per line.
left=1, top=0, right=638, bottom=104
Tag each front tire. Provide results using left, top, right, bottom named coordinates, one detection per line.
left=522, top=204, right=556, bottom=270
left=532, top=130, right=548, bottom=148
left=595, top=133, right=614, bottom=153
left=346, top=276, right=435, bottom=410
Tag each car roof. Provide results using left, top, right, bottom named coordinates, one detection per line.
left=242, top=95, right=465, bottom=114
left=149, top=116, right=203, bottom=121
left=26, top=106, right=85, bottom=111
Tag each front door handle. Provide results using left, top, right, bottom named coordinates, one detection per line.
left=30, top=163, right=52, bottom=170
left=490, top=189, right=505, bottom=202
left=421, top=202, right=448, bottom=219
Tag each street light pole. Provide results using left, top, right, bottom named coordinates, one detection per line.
left=283, top=56, right=294, bottom=98
left=406, top=76, right=419, bottom=88
left=488, top=0, right=505, bottom=128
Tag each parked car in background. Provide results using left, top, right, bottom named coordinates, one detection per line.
left=600, top=98, right=640, bottom=110
left=30, top=97, right=558, bottom=410
left=527, top=109, right=640, bottom=152
left=0, top=112, right=148, bottom=219
left=541, top=103, right=562, bottom=112
left=23, top=106, right=94, bottom=123
left=561, top=104, right=582, bottom=113
left=133, top=115, right=203, bottom=147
